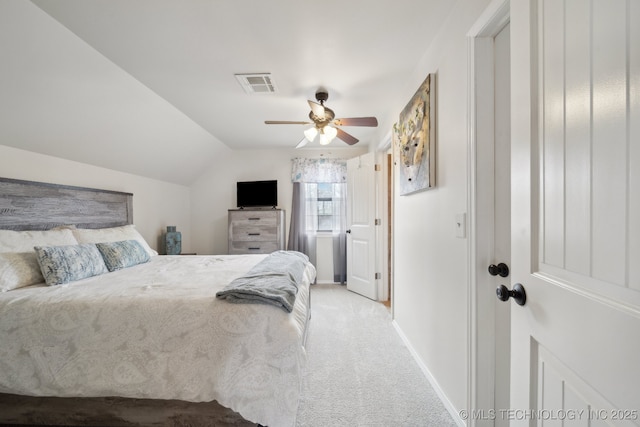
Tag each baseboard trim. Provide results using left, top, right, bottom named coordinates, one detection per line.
left=391, top=320, right=465, bottom=427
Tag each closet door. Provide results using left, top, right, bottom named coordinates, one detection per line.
left=509, top=0, right=640, bottom=424
left=346, top=152, right=377, bottom=300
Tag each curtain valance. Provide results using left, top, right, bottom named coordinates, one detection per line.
left=291, top=158, right=347, bottom=183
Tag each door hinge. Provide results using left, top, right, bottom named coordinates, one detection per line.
left=375, top=272, right=382, bottom=280
left=375, top=218, right=381, bottom=226
left=375, top=164, right=381, bottom=171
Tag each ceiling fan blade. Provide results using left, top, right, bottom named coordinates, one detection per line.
left=333, top=117, right=378, bottom=127
left=295, top=137, right=309, bottom=149
left=265, top=120, right=311, bottom=125
left=336, top=128, right=359, bottom=145
left=307, top=100, right=325, bottom=118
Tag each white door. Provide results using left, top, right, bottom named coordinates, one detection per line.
left=468, top=4, right=511, bottom=424
left=510, top=1, right=640, bottom=425
left=346, top=152, right=377, bottom=300
left=491, top=21, right=511, bottom=427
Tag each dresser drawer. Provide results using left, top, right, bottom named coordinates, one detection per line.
left=230, top=210, right=278, bottom=226
left=228, top=240, right=280, bottom=255
left=231, top=224, right=278, bottom=242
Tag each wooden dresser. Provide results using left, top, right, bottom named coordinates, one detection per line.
left=227, top=209, right=285, bottom=255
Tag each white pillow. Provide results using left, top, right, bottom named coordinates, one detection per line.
left=72, top=225, right=158, bottom=257
left=0, top=229, right=78, bottom=292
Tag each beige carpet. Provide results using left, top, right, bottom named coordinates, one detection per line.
left=296, top=284, right=457, bottom=427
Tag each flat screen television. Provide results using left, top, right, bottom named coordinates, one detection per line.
left=236, top=180, right=278, bottom=208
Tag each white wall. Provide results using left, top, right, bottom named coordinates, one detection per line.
left=381, top=0, right=492, bottom=417
left=315, top=234, right=335, bottom=283
left=190, top=147, right=366, bottom=255
left=0, top=0, right=228, bottom=186
left=0, top=142, right=367, bottom=261
left=0, top=145, right=192, bottom=253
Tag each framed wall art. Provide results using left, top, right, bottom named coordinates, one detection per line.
left=393, top=73, right=436, bottom=195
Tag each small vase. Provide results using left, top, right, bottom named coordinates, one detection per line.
left=165, top=226, right=182, bottom=255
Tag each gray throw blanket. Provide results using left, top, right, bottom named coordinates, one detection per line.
left=216, top=251, right=309, bottom=313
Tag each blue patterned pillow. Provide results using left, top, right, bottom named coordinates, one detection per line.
left=96, top=240, right=150, bottom=272
left=34, top=243, right=108, bottom=286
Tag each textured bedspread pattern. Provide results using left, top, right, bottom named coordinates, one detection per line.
left=215, top=250, right=308, bottom=312
left=0, top=254, right=315, bottom=427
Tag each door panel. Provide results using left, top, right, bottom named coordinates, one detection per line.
left=510, top=0, right=640, bottom=424
left=537, top=345, right=630, bottom=427
left=350, top=239, right=369, bottom=282
left=564, top=0, right=591, bottom=276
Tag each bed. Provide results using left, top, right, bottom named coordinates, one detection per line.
left=0, top=177, right=314, bottom=427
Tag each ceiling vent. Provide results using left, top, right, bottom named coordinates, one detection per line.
left=234, top=73, right=277, bottom=94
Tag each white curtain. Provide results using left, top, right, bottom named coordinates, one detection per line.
left=288, top=158, right=348, bottom=283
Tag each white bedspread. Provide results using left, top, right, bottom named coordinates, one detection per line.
left=0, top=254, right=315, bottom=427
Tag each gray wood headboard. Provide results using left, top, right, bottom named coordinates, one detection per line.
left=0, top=178, right=133, bottom=231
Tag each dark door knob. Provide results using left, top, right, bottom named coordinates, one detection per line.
left=488, top=262, right=509, bottom=277
left=346, top=229, right=351, bottom=234
left=496, top=283, right=526, bottom=306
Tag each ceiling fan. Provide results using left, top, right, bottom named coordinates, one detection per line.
left=265, top=88, right=378, bottom=148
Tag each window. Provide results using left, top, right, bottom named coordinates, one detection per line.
left=304, top=182, right=345, bottom=232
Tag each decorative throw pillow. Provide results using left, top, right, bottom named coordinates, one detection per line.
left=96, top=240, right=150, bottom=271
left=34, top=243, right=108, bottom=286
left=0, top=229, right=78, bottom=292
left=72, top=225, right=158, bottom=257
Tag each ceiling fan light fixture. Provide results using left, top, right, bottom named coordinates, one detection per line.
left=319, top=126, right=338, bottom=145
left=304, top=127, right=318, bottom=142
left=324, top=125, right=337, bottom=139
left=264, top=88, right=377, bottom=147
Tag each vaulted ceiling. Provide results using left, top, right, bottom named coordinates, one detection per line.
left=0, top=0, right=455, bottom=184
